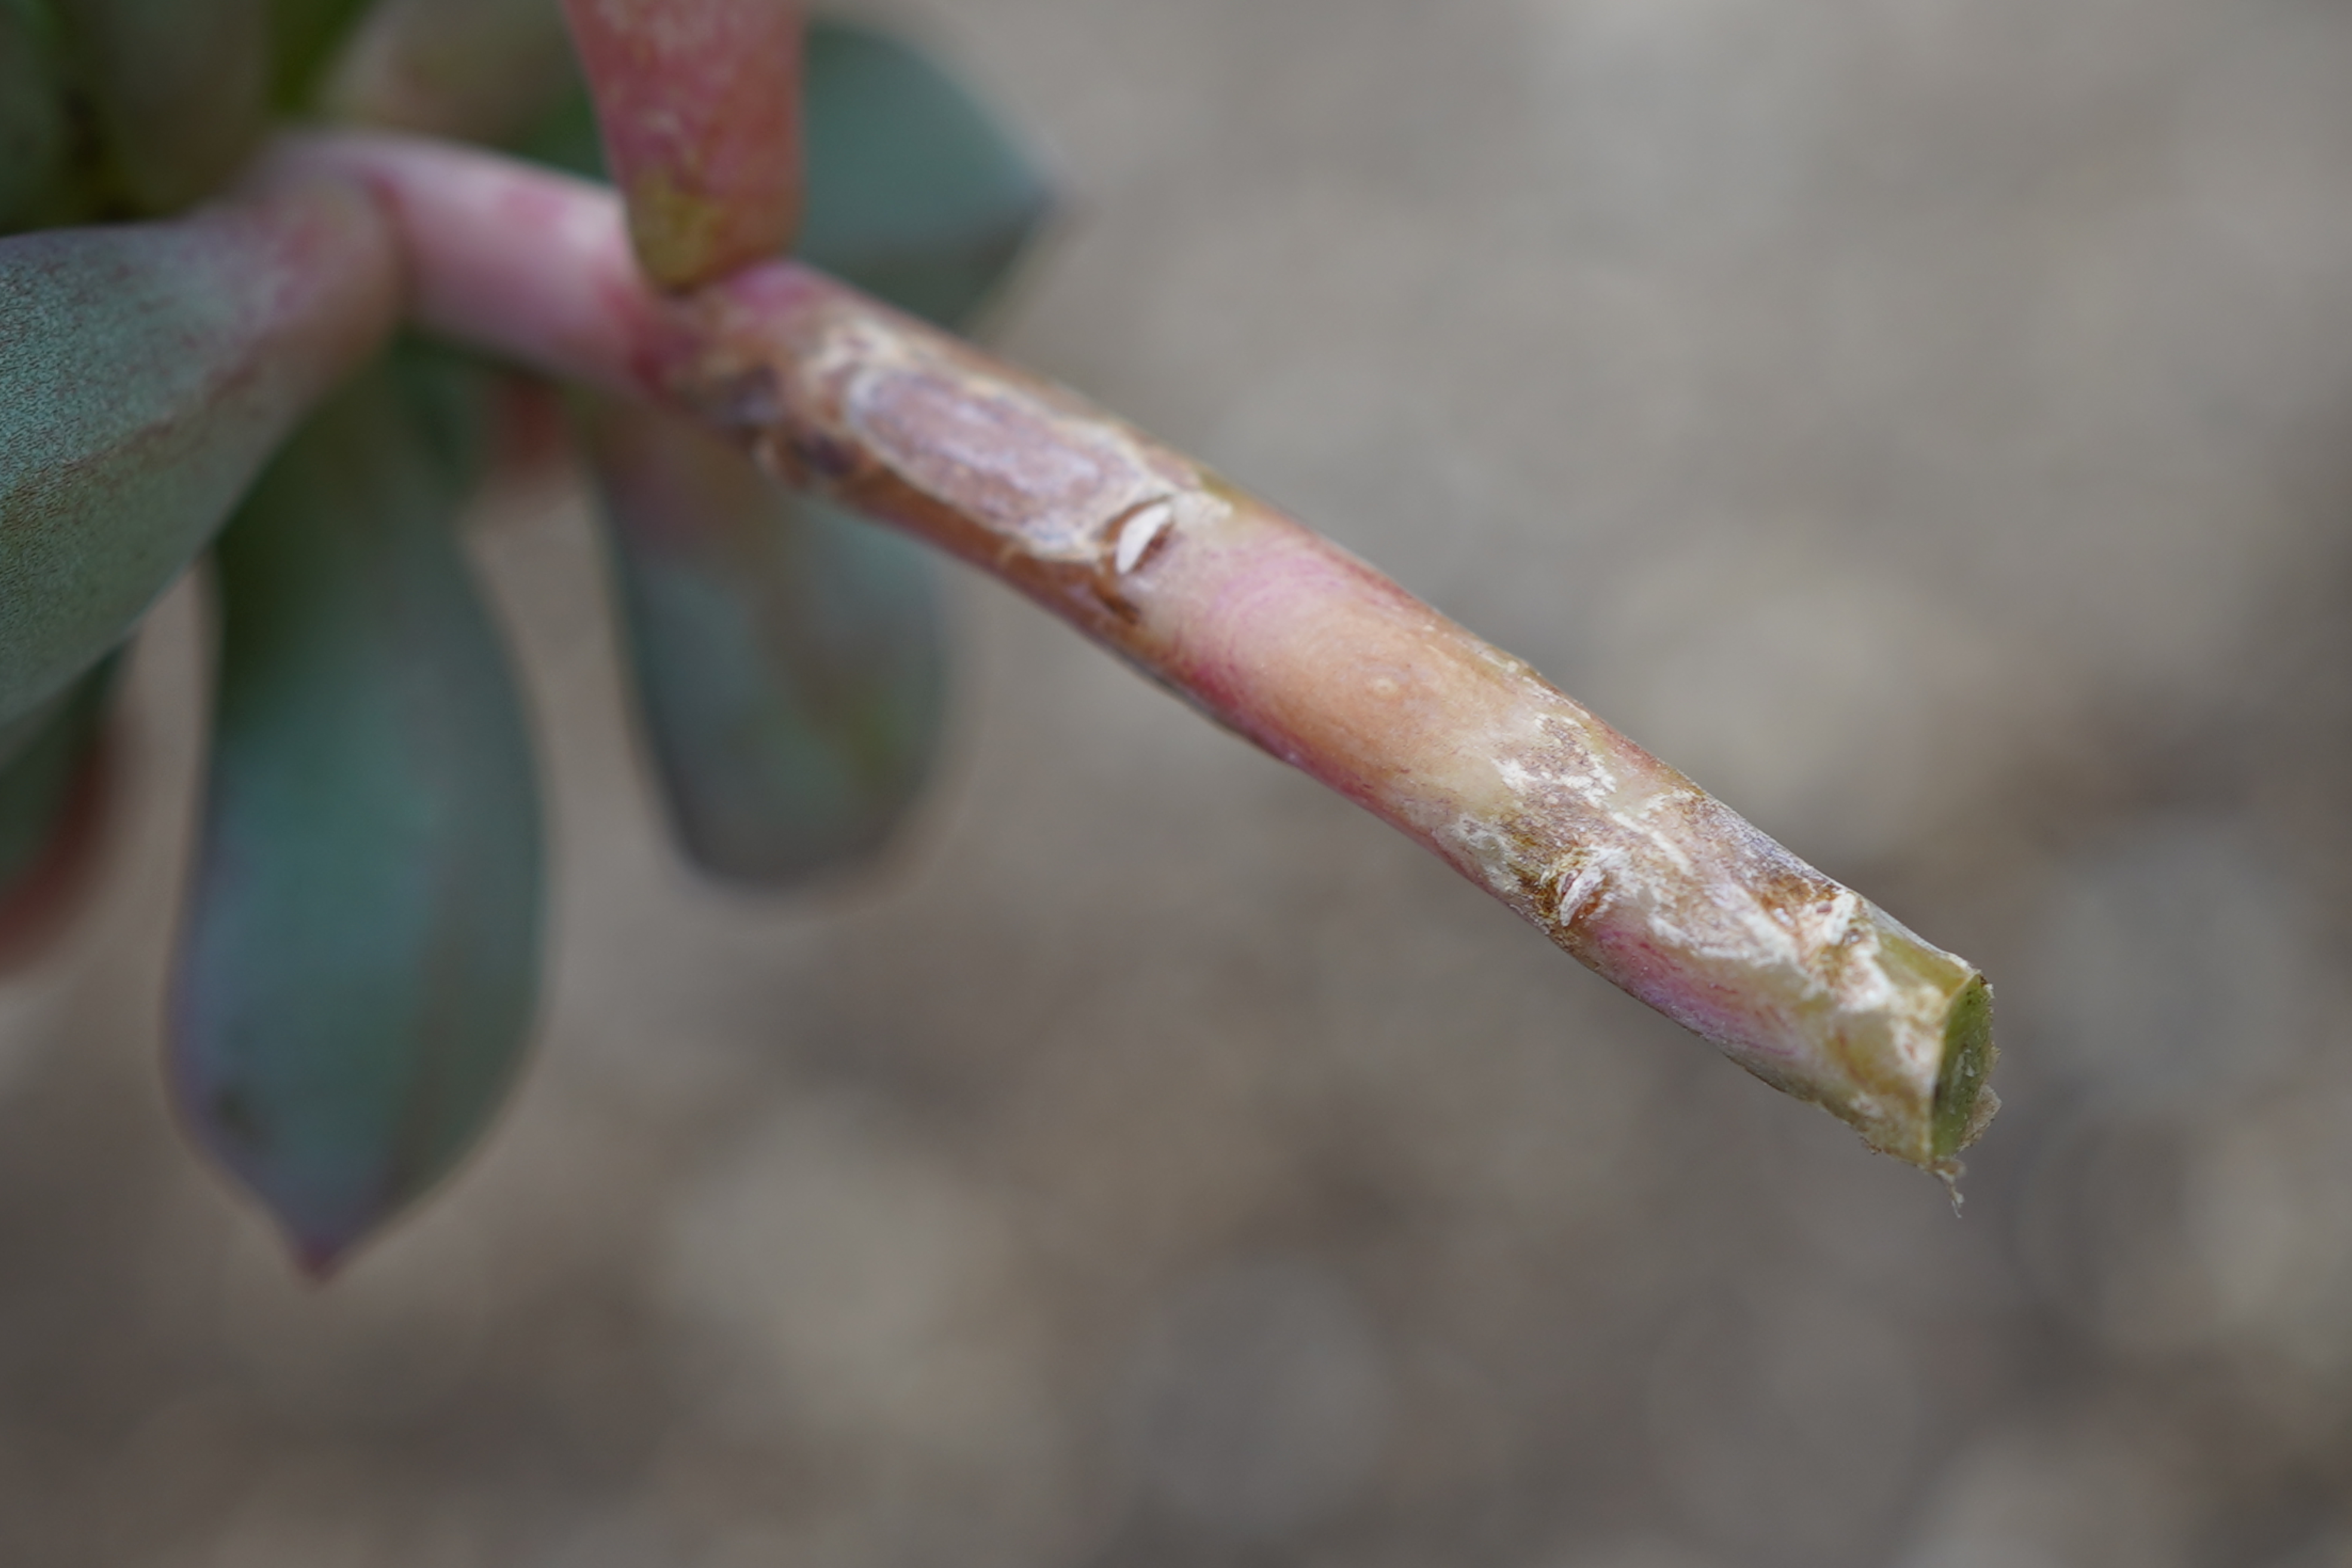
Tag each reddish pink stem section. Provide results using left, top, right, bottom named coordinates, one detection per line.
left=560, top=0, right=803, bottom=289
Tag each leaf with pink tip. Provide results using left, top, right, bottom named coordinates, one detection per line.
left=560, top=0, right=802, bottom=288
left=172, top=349, right=544, bottom=1273
left=0, top=172, right=398, bottom=728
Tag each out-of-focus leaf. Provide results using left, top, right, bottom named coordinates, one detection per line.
left=581, top=393, right=945, bottom=884
left=794, top=19, right=1052, bottom=327
left=170, top=349, right=543, bottom=1273
left=559, top=0, right=803, bottom=288
left=0, top=654, right=115, bottom=970
left=57, top=0, right=270, bottom=215
left=265, top=0, right=375, bottom=112
left=0, top=0, right=82, bottom=235
left=531, top=17, right=1045, bottom=884
left=517, top=17, right=1053, bottom=326
left=0, top=175, right=397, bottom=728
left=323, top=0, right=574, bottom=144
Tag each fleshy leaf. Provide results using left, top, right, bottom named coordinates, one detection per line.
left=559, top=0, right=803, bottom=288
left=0, top=172, right=398, bottom=728
left=0, top=0, right=82, bottom=234
left=0, top=654, right=115, bottom=970
left=171, top=349, right=544, bottom=1273
left=324, top=0, right=576, bottom=143
left=518, top=17, right=1053, bottom=326
left=56, top=0, right=271, bottom=215
left=581, top=394, right=945, bottom=883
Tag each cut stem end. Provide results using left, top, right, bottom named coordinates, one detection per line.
left=1931, top=974, right=1998, bottom=1164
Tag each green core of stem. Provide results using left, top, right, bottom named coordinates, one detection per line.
left=1931, top=974, right=1995, bottom=1160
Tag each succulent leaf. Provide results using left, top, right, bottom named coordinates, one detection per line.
left=559, top=0, right=803, bottom=289
left=56, top=0, right=271, bottom=215
left=171, top=349, right=544, bottom=1273
left=581, top=394, right=945, bottom=883
left=265, top=0, right=377, bottom=112
left=0, top=173, right=398, bottom=728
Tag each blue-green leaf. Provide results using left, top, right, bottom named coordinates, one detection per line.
left=539, top=18, right=1046, bottom=886
left=0, top=177, right=397, bottom=728
left=171, top=348, right=544, bottom=1273
left=582, top=394, right=945, bottom=884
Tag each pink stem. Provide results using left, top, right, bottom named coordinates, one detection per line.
left=288, top=131, right=1997, bottom=1175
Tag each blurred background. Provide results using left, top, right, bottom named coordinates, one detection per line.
left=10, top=0, right=2352, bottom=1562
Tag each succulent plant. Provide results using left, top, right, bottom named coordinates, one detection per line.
left=0, top=0, right=1995, bottom=1273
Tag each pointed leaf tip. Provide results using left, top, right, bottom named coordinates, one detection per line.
left=172, top=349, right=544, bottom=1266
